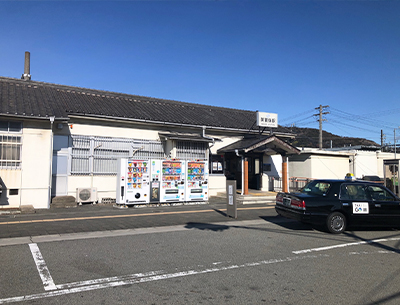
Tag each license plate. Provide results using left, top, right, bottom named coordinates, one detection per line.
left=283, top=198, right=291, bottom=206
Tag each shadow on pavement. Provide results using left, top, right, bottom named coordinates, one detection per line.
left=185, top=216, right=315, bottom=233
left=185, top=222, right=230, bottom=231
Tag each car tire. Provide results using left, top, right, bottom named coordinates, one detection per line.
left=326, top=212, right=346, bottom=234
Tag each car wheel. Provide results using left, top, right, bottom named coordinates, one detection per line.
left=326, top=212, right=346, bottom=234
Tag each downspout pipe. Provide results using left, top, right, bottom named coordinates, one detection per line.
left=203, top=126, right=215, bottom=155
left=235, top=149, right=244, bottom=195
left=48, top=116, right=55, bottom=208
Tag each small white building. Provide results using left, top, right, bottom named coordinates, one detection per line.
left=288, top=146, right=397, bottom=181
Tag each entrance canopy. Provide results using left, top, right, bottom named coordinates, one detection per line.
left=217, top=135, right=300, bottom=156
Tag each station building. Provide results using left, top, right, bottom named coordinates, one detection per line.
left=0, top=62, right=299, bottom=209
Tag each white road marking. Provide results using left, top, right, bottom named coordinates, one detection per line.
left=0, top=254, right=322, bottom=304
left=292, top=237, right=400, bottom=254
left=55, top=270, right=164, bottom=290
left=28, top=243, right=57, bottom=291
left=1, top=247, right=398, bottom=304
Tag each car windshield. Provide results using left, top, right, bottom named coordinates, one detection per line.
left=300, top=180, right=331, bottom=196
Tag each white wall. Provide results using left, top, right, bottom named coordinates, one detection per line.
left=1, top=121, right=52, bottom=209
left=351, top=151, right=379, bottom=178
left=310, top=155, right=349, bottom=179
left=208, top=175, right=226, bottom=196
left=69, top=123, right=160, bottom=140
left=260, top=155, right=282, bottom=191
left=289, top=151, right=350, bottom=180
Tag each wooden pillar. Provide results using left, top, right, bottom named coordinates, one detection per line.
left=282, top=155, right=288, bottom=193
left=244, top=159, right=249, bottom=195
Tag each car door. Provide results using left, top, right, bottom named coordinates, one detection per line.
left=366, top=185, right=400, bottom=227
left=339, top=183, right=375, bottom=226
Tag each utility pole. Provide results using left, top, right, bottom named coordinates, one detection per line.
left=314, top=105, right=329, bottom=149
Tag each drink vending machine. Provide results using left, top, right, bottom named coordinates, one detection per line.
left=116, top=158, right=150, bottom=205
left=149, top=160, right=161, bottom=203
left=185, top=160, right=209, bottom=201
left=160, top=160, right=186, bottom=202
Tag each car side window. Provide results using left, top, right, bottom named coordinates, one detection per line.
left=367, top=186, right=395, bottom=201
left=340, top=184, right=368, bottom=200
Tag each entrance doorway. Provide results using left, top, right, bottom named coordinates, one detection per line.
left=224, top=153, right=263, bottom=190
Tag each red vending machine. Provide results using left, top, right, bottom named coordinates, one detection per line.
left=116, top=158, right=150, bottom=205
left=185, top=160, right=209, bottom=202
left=160, top=160, right=186, bottom=203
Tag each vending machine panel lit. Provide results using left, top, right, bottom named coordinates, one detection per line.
left=160, top=160, right=185, bottom=202
left=185, top=160, right=208, bottom=201
left=116, top=158, right=150, bottom=204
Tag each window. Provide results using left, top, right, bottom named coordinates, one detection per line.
left=301, top=181, right=331, bottom=196
left=176, top=141, right=208, bottom=160
left=0, top=121, right=22, bottom=133
left=0, top=121, right=22, bottom=168
left=209, top=154, right=224, bottom=174
left=367, top=185, right=395, bottom=201
left=340, top=184, right=368, bottom=200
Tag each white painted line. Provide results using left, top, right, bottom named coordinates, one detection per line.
left=292, top=237, right=400, bottom=254
left=28, top=243, right=57, bottom=291
left=55, top=270, right=165, bottom=290
left=0, top=254, right=322, bottom=304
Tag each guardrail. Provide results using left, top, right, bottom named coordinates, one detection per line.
left=269, top=177, right=311, bottom=192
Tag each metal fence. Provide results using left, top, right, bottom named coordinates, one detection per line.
left=71, top=135, right=165, bottom=175
left=269, top=177, right=311, bottom=192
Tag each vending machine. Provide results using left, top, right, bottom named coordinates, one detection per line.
left=116, top=158, right=150, bottom=205
left=160, top=159, right=186, bottom=202
left=149, top=159, right=161, bottom=203
left=185, top=160, right=209, bottom=202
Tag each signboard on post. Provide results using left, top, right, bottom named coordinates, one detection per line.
left=226, top=180, right=237, bottom=218
left=256, top=112, right=278, bottom=128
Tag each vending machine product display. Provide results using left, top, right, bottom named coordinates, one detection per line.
left=116, top=158, right=150, bottom=205
left=185, top=160, right=209, bottom=201
left=160, top=160, right=186, bottom=202
left=149, top=160, right=161, bottom=203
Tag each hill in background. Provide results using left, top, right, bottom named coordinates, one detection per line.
left=286, top=127, right=379, bottom=148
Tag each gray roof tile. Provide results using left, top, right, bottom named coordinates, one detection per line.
left=0, top=77, right=287, bottom=133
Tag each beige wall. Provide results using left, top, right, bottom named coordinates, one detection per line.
left=1, top=121, right=52, bottom=209
left=68, top=122, right=160, bottom=140
left=208, top=175, right=226, bottom=196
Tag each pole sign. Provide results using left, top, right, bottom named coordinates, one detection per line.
left=226, top=180, right=237, bottom=218
left=256, top=112, right=278, bottom=128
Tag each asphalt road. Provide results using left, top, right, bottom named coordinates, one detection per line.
left=0, top=205, right=399, bottom=305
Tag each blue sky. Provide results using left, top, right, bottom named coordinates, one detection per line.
left=1, top=0, right=400, bottom=146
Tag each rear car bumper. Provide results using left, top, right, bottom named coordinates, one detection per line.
left=275, top=205, right=326, bottom=225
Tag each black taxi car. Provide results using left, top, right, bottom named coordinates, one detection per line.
left=275, top=178, right=400, bottom=234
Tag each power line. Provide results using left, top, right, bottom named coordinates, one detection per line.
left=279, top=109, right=316, bottom=123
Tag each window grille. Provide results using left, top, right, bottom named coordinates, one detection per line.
left=176, top=141, right=208, bottom=160
left=71, top=135, right=165, bottom=175
left=0, top=135, right=22, bottom=168
left=0, top=120, right=22, bottom=169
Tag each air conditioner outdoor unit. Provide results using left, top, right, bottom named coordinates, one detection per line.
left=76, top=187, right=97, bottom=204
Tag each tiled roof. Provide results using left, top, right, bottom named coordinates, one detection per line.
left=0, top=77, right=287, bottom=133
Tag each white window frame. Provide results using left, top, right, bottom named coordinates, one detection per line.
left=0, top=121, right=22, bottom=169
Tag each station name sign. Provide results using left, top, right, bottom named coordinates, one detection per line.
left=256, top=112, right=278, bottom=128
